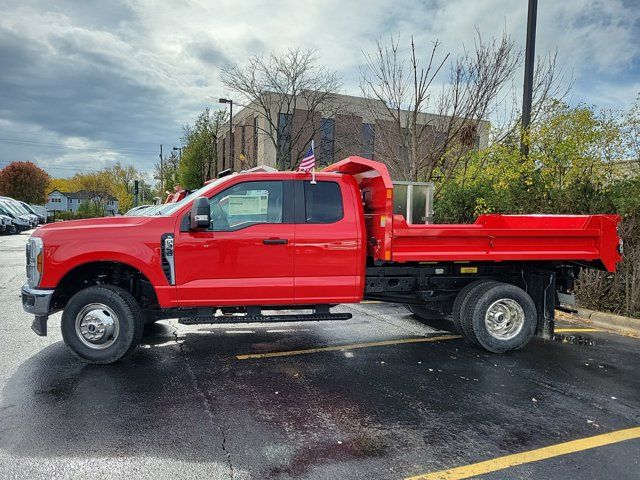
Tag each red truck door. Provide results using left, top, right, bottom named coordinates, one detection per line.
left=293, top=178, right=362, bottom=303
left=174, top=180, right=295, bottom=306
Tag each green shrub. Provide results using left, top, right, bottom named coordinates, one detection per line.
left=434, top=100, right=640, bottom=317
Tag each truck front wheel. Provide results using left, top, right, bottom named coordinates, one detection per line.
left=61, top=285, right=144, bottom=364
left=461, top=282, right=536, bottom=353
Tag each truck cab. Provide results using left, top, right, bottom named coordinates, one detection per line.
left=166, top=170, right=365, bottom=306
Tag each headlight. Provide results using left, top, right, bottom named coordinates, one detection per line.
left=26, top=237, right=44, bottom=288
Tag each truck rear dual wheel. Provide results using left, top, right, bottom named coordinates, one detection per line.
left=459, top=282, right=537, bottom=353
left=61, top=285, right=144, bottom=364
left=452, top=280, right=500, bottom=338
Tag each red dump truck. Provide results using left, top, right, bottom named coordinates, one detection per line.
left=22, top=157, right=622, bottom=363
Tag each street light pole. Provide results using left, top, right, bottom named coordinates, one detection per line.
left=520, top=0, right=538, bottom=157
left=219, top=98, right=233, bottom=170
left=159, top=144, right=164, bottom=198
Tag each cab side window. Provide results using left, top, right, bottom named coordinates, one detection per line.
left=303, top=181, right=343, bottom=224
left=208, top=181, right=283, bottom=231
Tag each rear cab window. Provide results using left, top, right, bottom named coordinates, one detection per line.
left=303, top=181, right=343, bottom=224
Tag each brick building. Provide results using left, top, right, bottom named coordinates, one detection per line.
left=217, top=92, right=490, bottom=175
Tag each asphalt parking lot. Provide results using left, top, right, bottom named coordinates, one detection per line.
left=0, top=231, right=639, bottom=479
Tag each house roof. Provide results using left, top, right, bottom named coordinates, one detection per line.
left=49, top=190, right=118, bottom=202
left=61, top=190, right=92, bottom=200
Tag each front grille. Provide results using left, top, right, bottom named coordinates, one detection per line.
left=161, top=257, right=172, bottom=281
left=25, top=242, right=34, bottom=282
left=25, top=243, right=31, bottom=279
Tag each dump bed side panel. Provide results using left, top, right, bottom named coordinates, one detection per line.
left=391, top=214, right=622, bottom=271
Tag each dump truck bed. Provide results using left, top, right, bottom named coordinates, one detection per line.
left=324, top=157, right=622, bottom=272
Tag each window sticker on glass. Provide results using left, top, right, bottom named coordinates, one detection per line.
left=227, top=192, right=268, bottom=216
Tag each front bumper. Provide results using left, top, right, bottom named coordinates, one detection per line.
left=21, top=283, right=54, bottom=336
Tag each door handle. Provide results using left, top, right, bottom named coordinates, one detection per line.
left=263, top=238, right=288, bottom=245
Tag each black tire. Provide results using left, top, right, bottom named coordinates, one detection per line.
left=462, top=282, right=537, bottom=353
left=61, top=285, right=144, bottom=364
left=405, top=304, right=459, bottom=333
left=452, top=280, right=499, bottom=341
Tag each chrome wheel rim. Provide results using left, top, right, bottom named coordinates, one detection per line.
left=484, top=298, right=525, bottom=340
left=75, top=303, right=120, bottom=350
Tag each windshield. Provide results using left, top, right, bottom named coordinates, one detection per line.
left=125, top=205, right=148, bottom=215
left=7, top=201, right=29, bottom=215
left=20, top=202, right=36, bottom=214
left=0, top=205, right=15, bottom=218
left=143, top=205, right=165, bottom=215
left=0, top=201, right=23, bottom=217
left=160, top=177, right=231, bottom=216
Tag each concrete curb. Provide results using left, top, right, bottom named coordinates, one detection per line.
left=573, top=307, right=640, bottom=337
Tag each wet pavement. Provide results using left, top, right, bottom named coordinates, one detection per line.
left=1, top=232, right=639, bottom=479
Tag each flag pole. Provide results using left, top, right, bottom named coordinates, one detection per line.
left=310, top=139, right=316, bottom=184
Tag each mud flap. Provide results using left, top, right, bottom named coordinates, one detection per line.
left=522, top=269, right=555, bottom=339
left=31, top=315, right=48, bottom=336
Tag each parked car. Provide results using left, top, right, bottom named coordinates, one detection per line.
left=1, top=215, right=17, bottom=234
left=0, top=198, right=38, bottom=228
left=124, top=205, right=153, bottom=216
left=0, top=202, right=31, bottom=231
left=138, top=205, right=165, bottom=215
left=18, top=201, right=46, bottom=224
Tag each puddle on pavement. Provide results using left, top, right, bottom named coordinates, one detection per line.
left=550, top=333, right=596, bottom=346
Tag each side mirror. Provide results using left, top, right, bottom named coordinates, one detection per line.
left=190, top=197, right=210, bottom=229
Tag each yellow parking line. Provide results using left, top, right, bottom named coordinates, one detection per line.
left=554, top=328, right=602, bottom=333
left=236, top=327, right=606, bottom=361
left=237, top=328, right=602, bottom=360
left=558, top=324, right=639, bottom=339
left=236, top=334, right=462, bottom=360
left=406, top=426, right=640, bottom=480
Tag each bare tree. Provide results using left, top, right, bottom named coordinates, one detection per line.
left=361, top=36, right=449, bottom=181
left=491, top=49, right=571, bottom=145
left=221, top=48, right=346, bottom=170
left=361, top=32, right=522, bottom=182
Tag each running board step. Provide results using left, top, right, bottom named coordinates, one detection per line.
left=179, top=312, right=352, bottom=325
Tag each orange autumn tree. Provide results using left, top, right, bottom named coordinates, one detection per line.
left=0, top=161, right=49, bottom=204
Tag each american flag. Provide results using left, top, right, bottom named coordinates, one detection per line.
left=298, top=140, right=316, bottom=172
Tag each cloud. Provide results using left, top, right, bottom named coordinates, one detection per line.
left=189, top=39, right=230, bottom=67
left=0, top=0, right=638, bottom=178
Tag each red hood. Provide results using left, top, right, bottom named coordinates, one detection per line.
left=33, top=216, right=177, bottom=243
left=36, top=216, right=150, bottom=233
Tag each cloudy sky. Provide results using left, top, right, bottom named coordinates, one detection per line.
left=1, top=0, right=638, bottom=178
